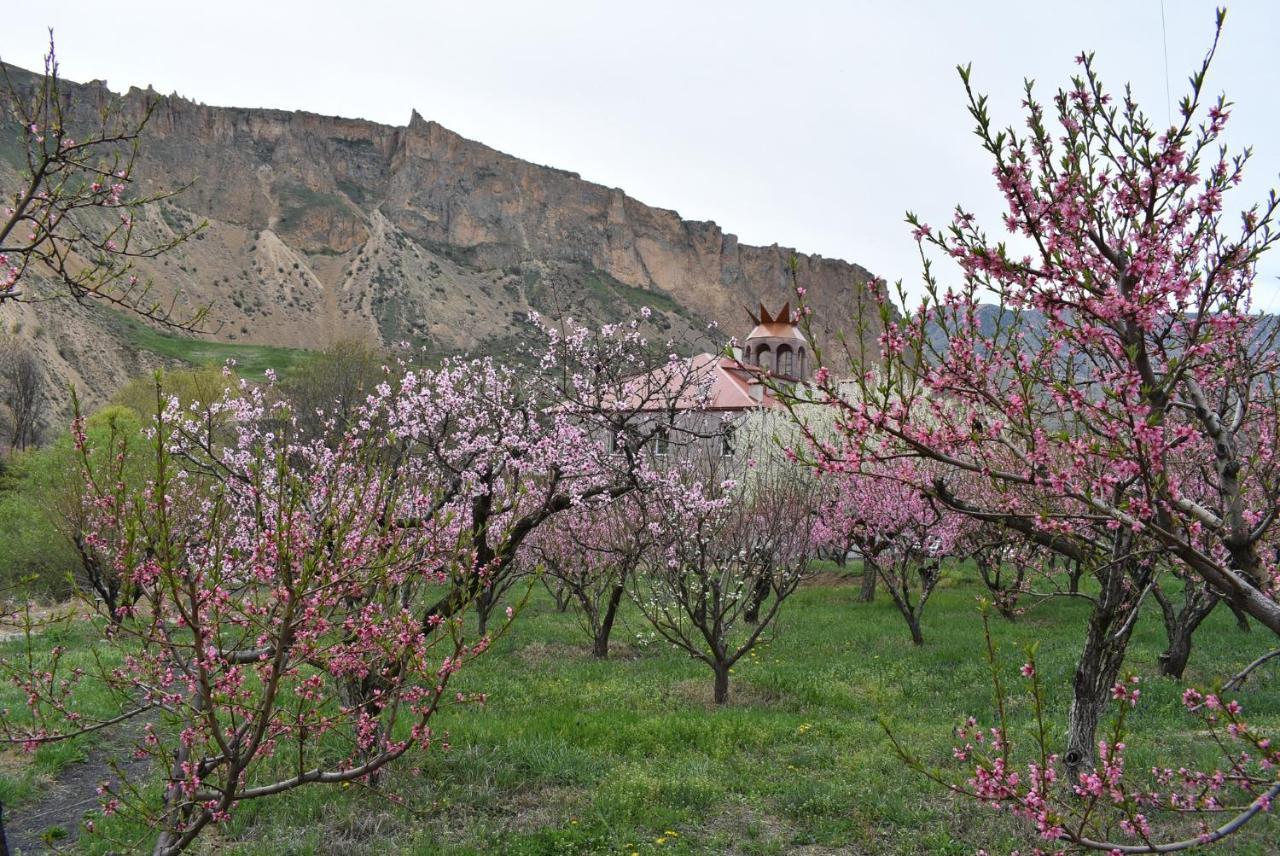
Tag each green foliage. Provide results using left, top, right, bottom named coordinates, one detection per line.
left=275, top=181, right=347, bottom=226
left=0, top=405, right=148, bottom=600
left=112, top=364, right=242, bottom=419
left=0, top=477, right=76, bottom=598
left=110, top=311, right=308, bottom=380
left=280, top=339, right=394, bottom=440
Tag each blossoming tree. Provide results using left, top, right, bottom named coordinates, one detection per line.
left=793, top=8, right=1280, bottom=846
left=813, top=459, right=964, bottom=644
left=630, top=436, right=822, bottom=705
left=0, top=315, right=687, bottom=854
left=522, top=492, right=656, bottom=658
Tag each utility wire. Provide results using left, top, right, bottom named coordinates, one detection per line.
left=1160, top=0, right=1173, bottom=126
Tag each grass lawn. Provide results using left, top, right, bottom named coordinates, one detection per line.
left=3, top=566, right=1278, bottom=854
left=109, top=312, right=310, bottom=380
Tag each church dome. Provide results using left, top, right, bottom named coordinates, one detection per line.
left=742, top=302, right=811, bottom=380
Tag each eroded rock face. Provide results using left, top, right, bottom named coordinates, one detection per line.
left=0, top=66, right=885, bottom=421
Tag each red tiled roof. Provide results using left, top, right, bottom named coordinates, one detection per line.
left=614, top=353, right=786, bottom=412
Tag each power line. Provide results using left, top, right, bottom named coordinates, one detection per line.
left=1160, top=0, right=1173, bottom=127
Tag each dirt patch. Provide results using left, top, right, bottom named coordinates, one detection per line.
left=671, top=678, right=783, bottom=709
left=502, top=784, right=586, bottom=834
left=3, top=719, right=152, bottom=853
left=515, top=639, right=588, bottom=667
left=700, top=802, right=790, bottom=853
left=802, top=571, right=863, bottom=588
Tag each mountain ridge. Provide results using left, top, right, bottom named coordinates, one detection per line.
left=0, top=63, right=886, bottom=430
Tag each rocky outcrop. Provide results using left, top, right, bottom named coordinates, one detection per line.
left=0, top=65, right=884, bottom=419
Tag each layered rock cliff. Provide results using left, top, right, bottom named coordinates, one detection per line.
left=0, top=65, right=883, bottom=423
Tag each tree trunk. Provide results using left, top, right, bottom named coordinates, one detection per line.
left=474, top=586, right=493, bottom=637
left=153, top=694, right=205, bottom=855
left=906, top=613, right=924, bottom=646
left=1065, top=621, right=1132, bottom=783
left=1064, top=557, right=1142, bottom=783
left=1067, top=558, right=1084, bottom=595
left=1153, top=581, right=1218, bottom=680
left=858, top=563, right=876, bottom=603
left=544, top=578, right=572, bottom=612
left=712, top=662, right=730, bottom=705
left=593, top=580, right=626, bottom=659
left=743, top=575, right=771, bottom=624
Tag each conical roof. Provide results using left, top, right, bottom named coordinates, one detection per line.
left=745, top=302, right=806, bottom=342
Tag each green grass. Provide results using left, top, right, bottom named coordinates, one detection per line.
left=3, top=568, right=1278, bottom=854
left=581, top=272, right=683, bottom=318
left=112, top=313, right=310, bottom=380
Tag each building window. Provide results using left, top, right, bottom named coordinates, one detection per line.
left=757, top=346, right=772, bottom=372
left=720, top=427, right=735, bottom=458
left=778, top=347, right=794, bottom=377
left=654, top=425, right=670, bottom=457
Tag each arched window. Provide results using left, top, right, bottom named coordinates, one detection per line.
left=777, top=344, right=794, bottom=377
left=797, top=347, right=806, bottom=379
left=757, top=345, right=772, bottom=372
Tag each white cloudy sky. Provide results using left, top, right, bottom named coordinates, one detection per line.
left=4, top=1, right=1278, bottom=307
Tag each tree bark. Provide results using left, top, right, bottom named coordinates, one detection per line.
left=1153, top=581, right=1218, bottom=680
left=906, top=614, right=924, bottom=646
left=1067, top=558, right=1085, bottom=595
left=743, top=574, right=771, bottom=624
left=712, top=662, right=730, bottom=705
left=475, top=596, right=490, bottom=637
left=858, top=563, right=876, bottom=603
left=1064, top=557, right=1143, bottom=783
left=592, top=580, right=626, bottom=659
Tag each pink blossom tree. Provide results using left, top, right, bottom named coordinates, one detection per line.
left=630, top=452, right=822, bottom=704
left=804, top=9, right=1280, bottom=632
left=953, top=521, right=1034, bottom=621
left=522, top=492, right=656, bottom=658
left=792, top=8, right=1280, bottom=841
left=0, top=314, right=684, bottom=854
left=441, top=314, right=707, bottom=637
left=814, top=460, right=964, bottom=645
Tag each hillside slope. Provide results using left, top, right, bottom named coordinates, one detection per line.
left=0, top=65, right=884, bottom=427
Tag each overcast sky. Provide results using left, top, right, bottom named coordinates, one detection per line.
left=4, top=1, right=1278, bottom=307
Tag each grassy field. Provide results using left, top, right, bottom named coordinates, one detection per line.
left=110, top=313, right=310, bottom=380
left=2, top=566, right=1278, bottom=854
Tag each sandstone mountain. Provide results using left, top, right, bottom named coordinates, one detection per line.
left=0, top=65, right=883, bottom=427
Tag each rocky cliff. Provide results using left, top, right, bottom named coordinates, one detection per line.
left=0, top=66, right=883, bottom=423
